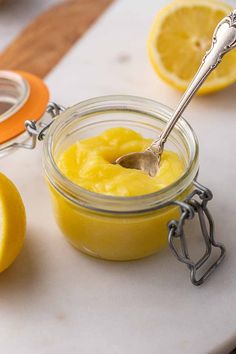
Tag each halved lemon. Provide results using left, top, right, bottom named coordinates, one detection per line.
left=148, top=0, right=236, bottom=95
left=0, top=172, right=26, bottom=272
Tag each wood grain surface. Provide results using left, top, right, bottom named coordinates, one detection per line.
left=0, top=0, right=113, bottom=78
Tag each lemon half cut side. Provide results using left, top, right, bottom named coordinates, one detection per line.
left=148, top=0, right=236, bottom=95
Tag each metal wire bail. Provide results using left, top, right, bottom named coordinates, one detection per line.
left=168, top=181, right=226, bottom=286
left=0, top=102, right=65, bottom=154
left=25, top=102, right=66, bottom=144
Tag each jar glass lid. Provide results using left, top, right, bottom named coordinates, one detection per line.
left=0, top=70, right=49, bottom=145
left=0, top=70, right=30, bottom=123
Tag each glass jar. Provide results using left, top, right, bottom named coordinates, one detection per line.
left=0, top=70, right=225, bottom=286
left=43, top=96, right=198, bottom=260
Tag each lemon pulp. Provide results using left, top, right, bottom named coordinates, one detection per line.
left=148, top=0, right=235, bottom=94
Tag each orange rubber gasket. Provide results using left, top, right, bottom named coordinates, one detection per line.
left=0, top=70, right=49, bottom=145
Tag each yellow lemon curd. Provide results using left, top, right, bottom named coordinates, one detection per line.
left=57, top=128, right=184, bottom=196
left=50, top=128, right=185, bottom=260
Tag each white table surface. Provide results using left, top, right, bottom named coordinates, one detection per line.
left=1, top=0, right=236, bottom=353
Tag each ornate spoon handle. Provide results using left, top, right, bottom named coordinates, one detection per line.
left=150, top=10, right=236, bottom=155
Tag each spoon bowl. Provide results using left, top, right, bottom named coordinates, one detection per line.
left=116, top=149, right=160, bottom=177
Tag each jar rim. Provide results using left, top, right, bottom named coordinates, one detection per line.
left=43, top=95, right=199, bottom=214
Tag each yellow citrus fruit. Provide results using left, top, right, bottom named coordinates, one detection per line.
left=147, top=0, right=235, bottom=95
left=0, top=172, right=26, bottom=272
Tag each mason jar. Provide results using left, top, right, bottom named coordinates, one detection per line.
left=0, top=70, right=225, bottom=286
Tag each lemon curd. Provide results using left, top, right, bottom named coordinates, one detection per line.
left=57, top=128, right=184, bottom=197
left=49, top=127, right=186, bottom=260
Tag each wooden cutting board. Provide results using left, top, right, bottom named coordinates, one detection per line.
left=0, top=0, right=113, bottom=78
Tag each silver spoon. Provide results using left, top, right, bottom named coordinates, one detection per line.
left=116, top=10, right=236, bottom=177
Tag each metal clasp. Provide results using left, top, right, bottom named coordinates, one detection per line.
left=24, top=102, right=66, bottom=147
left=168, top=181, right=226, bottom=286
left=0, top=102, right=65, bottom=153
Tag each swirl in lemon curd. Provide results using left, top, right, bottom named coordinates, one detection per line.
left=57, top=127, right=184, bottom=197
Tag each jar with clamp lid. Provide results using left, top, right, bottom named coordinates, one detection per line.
left=0, top=70, right=226, bottom=286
